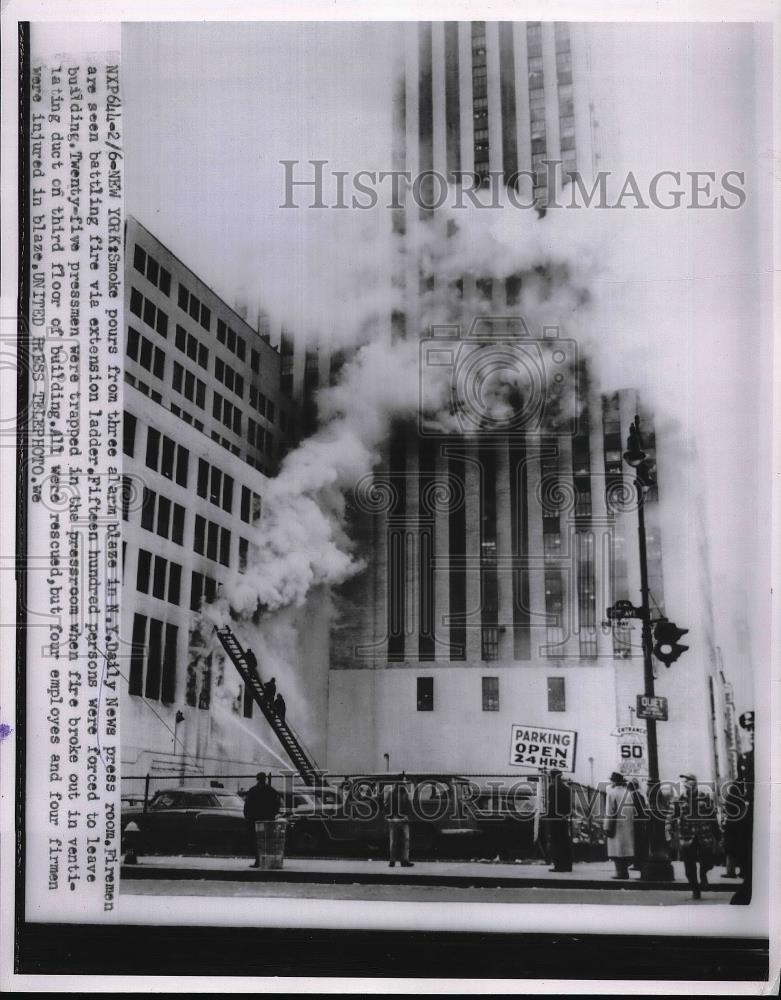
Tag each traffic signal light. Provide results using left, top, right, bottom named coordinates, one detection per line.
left=652, top=620, right=689, bottom=667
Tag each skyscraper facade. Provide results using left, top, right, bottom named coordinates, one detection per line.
left=325, top=22, right=718, bottom=789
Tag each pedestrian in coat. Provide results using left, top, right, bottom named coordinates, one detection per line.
left=243, top=772, right=282, bottom=868
left=544, top=770, right=573, bottom=872
left=626, top=780, right=649, bottom=873
left=604, top=771, right=636, bottom=879
left=668, top=772, right=720, bottom=899
left=383, top=773, right=414, bottom=868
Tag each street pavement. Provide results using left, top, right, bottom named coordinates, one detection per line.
left=121, top=855, right=742, bottom=904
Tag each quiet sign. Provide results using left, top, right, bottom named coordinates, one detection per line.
left=509, top=725, right=577, bottom=773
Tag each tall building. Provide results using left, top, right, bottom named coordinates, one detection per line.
left=325, top=22, right=719, bottom=789
left=120, top=217, right=305, bottom=790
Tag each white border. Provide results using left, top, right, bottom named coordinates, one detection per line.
left=1, top=0, right=778, bottom=993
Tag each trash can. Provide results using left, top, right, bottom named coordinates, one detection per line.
left=254, top=819, right=287, bottom=869
left=123, top=821, right=140, bottom=865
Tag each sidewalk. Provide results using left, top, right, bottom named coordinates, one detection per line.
left=122, top=854, right=740, bottom=892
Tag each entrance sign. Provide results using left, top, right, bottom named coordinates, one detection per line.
left=509, top=725, right=577, bottom=773
left=615, top=725, right=648, bottom=777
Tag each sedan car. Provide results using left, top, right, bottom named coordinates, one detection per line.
left=285, top=773, right=482, bottom=858
left=121, top=787, right=249, bottom=856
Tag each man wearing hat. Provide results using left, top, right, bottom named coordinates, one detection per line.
left=243, top=771, right=282, bottom=867
left=668, top=772, right=720, bottom=899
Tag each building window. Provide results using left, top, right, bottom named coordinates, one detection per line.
left=547, top=676, right=566, bottom=712
left=145, top=428, right=160, bottom=471
left=417, top=677, right=434, bottom=712
left=481, top=626, right=500, bottom=661
left=136, top=549, right=152, bottom=594
left=123, top=412, right=137, bottom=457
left=482, top=676, right=500, bottom=711
left=128, top=613, right=147, bottom=696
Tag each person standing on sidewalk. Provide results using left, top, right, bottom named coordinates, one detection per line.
left=669, top=772, right=720, bottom=899
left=243, top=772, right=282, bottom=868
left=383, top=774, right=414, bottom=868
left=604, top=771, right=636, bottom=879
left=544, top=770, right=573, bottom=873
left=626, top=779, right=649, bottom=873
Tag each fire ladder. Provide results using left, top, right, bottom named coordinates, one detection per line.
left=214, top=625, right=329, bottom=789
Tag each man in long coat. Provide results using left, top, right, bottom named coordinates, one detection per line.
left=668, top=772, right=720, bottom=899
left=604, top=771, right=636, bottom=879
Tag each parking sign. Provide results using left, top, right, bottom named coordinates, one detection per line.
left=509, top=725, right=577, bottom=773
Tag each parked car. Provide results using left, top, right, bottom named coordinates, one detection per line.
left=121, top=787, right=249, bottom=856
left=468, top=785, right=539, bottom=860
left=285, top=773, right=482, bottom=858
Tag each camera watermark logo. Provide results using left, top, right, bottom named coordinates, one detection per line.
left=419, top=317, right=579, bottom=439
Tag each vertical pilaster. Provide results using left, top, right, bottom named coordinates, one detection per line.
left=525, top=434, right=547, bottom=661
left=464, top=438, right=483, bottom=662
left=485, top=21, right=504, bottom=177
left=541, top=21, right=563, bottom=200
left=434, top=444, right=452, bottom=662
left=495, top=437, right=514, bottom=662
left=404, top=430, right=420, bottom=662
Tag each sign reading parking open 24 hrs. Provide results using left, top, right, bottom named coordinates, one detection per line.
left=509, top=725, right=578, bottom=773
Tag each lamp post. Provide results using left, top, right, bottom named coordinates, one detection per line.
left=623, top=415, right=675, bottom=882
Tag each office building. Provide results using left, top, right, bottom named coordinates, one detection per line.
left=325, top=22, right=720, bottom=789
left=120, top=217, right=306, bottom=788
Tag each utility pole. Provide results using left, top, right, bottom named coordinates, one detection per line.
left=623, top=415, right=675, bottom=882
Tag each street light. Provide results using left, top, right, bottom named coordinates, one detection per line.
left=623, top=414, right=675, bottom=882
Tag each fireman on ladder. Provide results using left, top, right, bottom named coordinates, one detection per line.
left=244, top=648, right=259, bottom=678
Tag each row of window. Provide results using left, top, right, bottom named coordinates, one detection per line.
left=127, top=326, right=165, bottom=381
left=416, top=675, right=566, bottom=712
left=146, top=428, right=190, bottom=487
left=127, top=332, right=283, bottom=456
left=175, top=323, right=209, bottom=370
left=247, top=417, right=275, bottom=456
left=140, top=488, right=186, bottom=545
left=217, top=317, right=247, bottom=362
left=248, top=385, right=276, bottom=423
left=129, top=613, right=177, bottom=703
left=197, top=458, right=234, bottom=512
left=170, top=403, right=204, bottom=433
left=133, top=244, right=172, bottom=297
left=211, top=430, right=241, bottom=458
left=136, top=548, right=182, bottom=606
left=215, top=355, right=245, bottom=399
left=125, top=371, right=162, bottom=404
left=172, top=360, right=207, bottom=410
left=194, top=514, right=231, bottom=566
left=213, top=391, right=242, bottom=436
left=129, top=287, right=168, bottom=338
left=178, top=282, right=212, bottom=332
